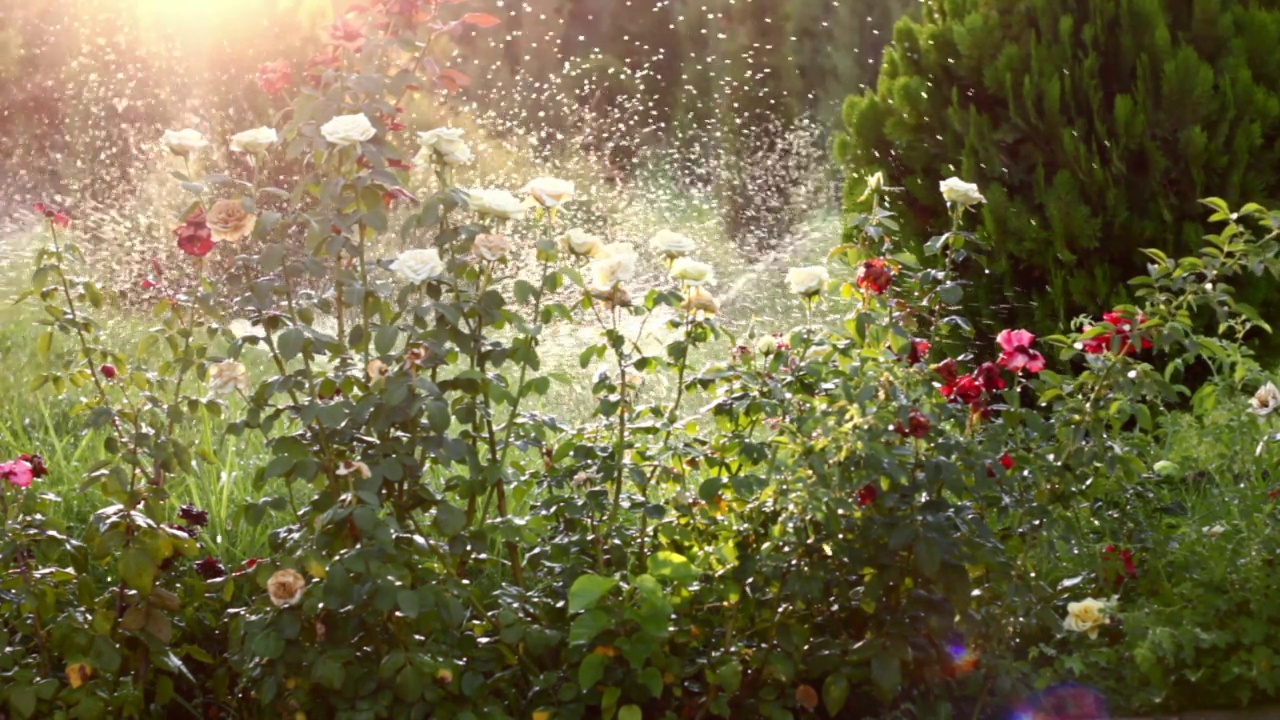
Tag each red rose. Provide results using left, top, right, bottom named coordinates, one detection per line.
left=895, top=410, right=931, bottom=439
left=904, top=338, right=931, bottom=365
left=255, top=60, right=293, bottom=95
left=174, top=209, right=215, bottom=257
left=856, top=258, right=894, bottom=295
left=996, top=328, right=1046, bottom=373
left=1102, top=544, right=1138, bottom=585
left=99, top=364, right=118, bottom=380
left=857, top=483, right=878, bottom=507
left=1083, top=309, right=1152, bottom=355
left=973, top=362, right=1007, bottom=393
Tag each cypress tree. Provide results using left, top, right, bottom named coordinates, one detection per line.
left=835, top=0, right=1280, bottom=332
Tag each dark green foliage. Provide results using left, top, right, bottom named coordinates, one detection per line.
left=835, top=0, right=1280, bottom=332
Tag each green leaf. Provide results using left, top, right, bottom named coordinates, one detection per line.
left=120, top=546, right=157, bottom=594
left=568, top=574, right=618, bottom=613
left=375, top=325, right=399, bottom=355
left=8, top=685, right=36, bottom=719
left=619, top=705, right=642, bottom=720
left=714, top=659, right=743, bottom=693
left=578, top=653, right=607, bottom=689
left=870, top=654, right=901, bottom=697
left=569, top=609, right=611, bottom=645
left=36, top=330, right=53, bottom=359
left=397, top=589, right=420, bottom=618
left=277, top=328, right=305, bottom=362
left=823, top=673, right=851, bottom=715
left=646, top=551, right=698, bottom=584
left=433, top=501, right=467, bottom=537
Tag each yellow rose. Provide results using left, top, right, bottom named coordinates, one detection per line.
left=1062, top=597, right=1111, bottom=639
left=669, top=257, right=715, bottom=287
left=206, top=199, right=257, bottom=243
left=267, top=568, right=307, bottom=608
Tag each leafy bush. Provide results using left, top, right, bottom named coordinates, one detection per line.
left=834, top=0, right=1280, bottom=332
left=8, top=2, right=1280, bottom=718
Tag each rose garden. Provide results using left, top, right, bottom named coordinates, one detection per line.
left=4, top=1, right=1280, bottom=718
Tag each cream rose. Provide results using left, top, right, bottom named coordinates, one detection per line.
left=474, top=233, right=512, bottom=262
left=267, top=569, right=306, bottom=608
left=391, top=248, right=445, bottom=284
left=681, top=287, right=720, bottom=315
left=670, top=257, right=715, bottom=287
left=206, top=199, right=257, bottom=243
left=1251, top=381, right=1280, bottom=416
left=336, top=460, right=372, bottom=479
left=162, top=128, right=208, bottom=157
left=786, top=266, right=830, bottom=297
left=1062, top=597, right=1111, bottom=639
left=366, top=358, right=390, bottom=382
left=560, top=229, right=604, bottom=257
left=588, top=242, right=638, bottom=289
left=321, top=113, right=376, bottom=147
left=229, top=126, right=278, bottom=153
left=418, top=127, right=472, bottom=165
left=521, top=177, right=576, bottom=208
left=466, top=189, right=527, bottom=220
left=1205, top=523, right=1227, bottom=538
left=754, top=334, right=780, bottom=356
left=649, top=230, right=697, bottom=259
left=207, top=360, right=250, bottom=396
left=939, top=177, right=985, bottom=207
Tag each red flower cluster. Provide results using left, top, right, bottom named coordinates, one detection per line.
left=1082, top=309, right=1152, bottom=355
left=33, top=202, right=70, bottom=229
left=256, top=60, right=293, bottom=95
left=938, top=359, right=1006, bottom=411
left=1102, top=544, right=1138, bottom=586
left=857, top=483, right=878, bottom=507
left=895, top=410, right=931, bottom=439
left=996, top=329, right=1046, bottom=373
left=174, top=209, right=215, bottom=257
left=856, top=258, right=894, bottom=295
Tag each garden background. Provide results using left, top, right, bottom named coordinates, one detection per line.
left=3, top=0, right=1280, bottom=719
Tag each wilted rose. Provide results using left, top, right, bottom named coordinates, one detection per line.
left=473, top=233, right=512, bottom=262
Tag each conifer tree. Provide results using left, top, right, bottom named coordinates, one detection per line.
left=836, top=0, right=1280, bottom=330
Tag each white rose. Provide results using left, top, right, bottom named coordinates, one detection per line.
left=439, top=144, right=473, bottom=166
left=669, top=257, right=715, bottom=287
left=229, top=126, right=278, bottom=153
left=588, top=243, right=638, bottom=289
left=1251, top=381, right=1280, bottom=416
left=320, top=113, right=376, bottom=147
left=521, top=177, right=576, bottom=208
left=466, top=188, right=527, bottom=220
left=418, top=127, right=466, bottom=154
left=649, top=230, right=697, bottom=259
left=473, top=234, right=512, bottom=262
left=207, top=360, right=250, bottom=396
left=560, top=228, right=604, bottom=257
left=939, top=177, right=985, bottom=207
left=162, top=128, right=208, bottom=157
left=786, top=266, right=830, bottom=297
left=419, top=127, right=472, bottom=165
left=754, top=335, right=780, bottom=356
left=391, top=248, right=445, bottom=284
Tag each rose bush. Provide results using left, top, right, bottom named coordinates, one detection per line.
left=7, top=2, right=1280, bottom=719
